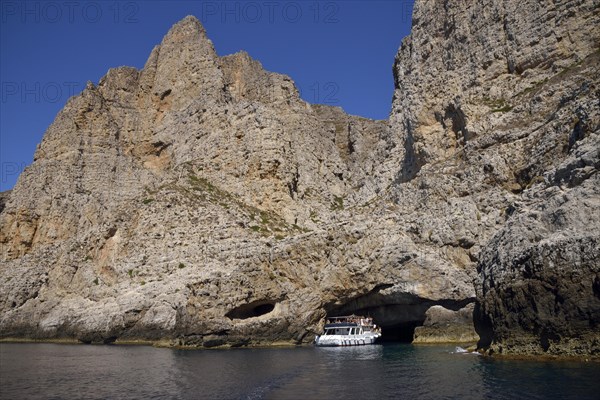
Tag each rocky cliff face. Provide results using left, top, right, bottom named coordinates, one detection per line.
left=1, top=0, right=598, bottom=356
left=388, top=0, right=600, bottom=356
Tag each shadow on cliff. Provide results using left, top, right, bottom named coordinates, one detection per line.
left=473, top=302, right=493, bottom=349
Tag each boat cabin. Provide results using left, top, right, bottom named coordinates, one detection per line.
left=322, top=323, right=365, bottom=336
left=315, top=315, right=381, bottom=347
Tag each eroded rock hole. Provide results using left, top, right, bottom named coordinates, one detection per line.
left=160, top=89, right=172, bottom=100
left=327, top=288, right=473, bottom=343
left=444, top=104, right=472, bottom=142
left=226, top=300, right=276, bottom=320
left=327, top=304, right=428, bottom=343
left=380, top=321, right=424, bottom=342
left=103, top=336, right=117, bottom=344
left=324, top=309, right=423, bottom=343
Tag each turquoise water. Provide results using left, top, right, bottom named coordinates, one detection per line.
left=1, top=343, right=598, bottom=399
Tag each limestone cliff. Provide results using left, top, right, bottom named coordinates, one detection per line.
left=1, top=0, right=599, bottom=357
left=0, top=16, right=472, bottom=346
left=387, top=0, right=600, bottom=356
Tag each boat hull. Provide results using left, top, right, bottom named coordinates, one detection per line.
left=314, top=335, right=380, bottom=347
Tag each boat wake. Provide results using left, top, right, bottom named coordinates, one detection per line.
left=450, top=346, right=481, bottom=356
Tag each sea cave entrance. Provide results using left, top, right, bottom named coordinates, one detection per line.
left=326, top=302, right=430, bottom=343
left=379, top=321, right=424, bottom=343
left=326, top=290, right=472, bottom=343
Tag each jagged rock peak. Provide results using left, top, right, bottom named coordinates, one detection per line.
left=138, top=15, right=223, bottom=110
left=162, top=15, right=208, bottom=42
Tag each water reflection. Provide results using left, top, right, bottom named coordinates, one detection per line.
left=1, top=343, right=182, bottom=399
left=1, top=343, right=598, bottom=400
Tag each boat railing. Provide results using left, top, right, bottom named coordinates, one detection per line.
left=326, top=315, right=376, bottom=327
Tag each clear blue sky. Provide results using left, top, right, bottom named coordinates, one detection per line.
left=0, top=0, right=414, bottom=191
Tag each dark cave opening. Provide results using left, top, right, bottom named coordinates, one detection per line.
left=323, top=311, right=425, bottom=343
left=379, top=321, right=425, bottom=343
left=226, top=300, right=276, bottom=320
left=325, top=289, right=473, bottom=343
left=254, top=303, right=275, bottom=316
left=326, top=303, right=428, bottom=343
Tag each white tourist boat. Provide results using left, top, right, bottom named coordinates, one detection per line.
left=315, top=315, right=382, bottom=347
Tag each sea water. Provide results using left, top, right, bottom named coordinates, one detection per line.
left=1, top=343, right=598, bottom=399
